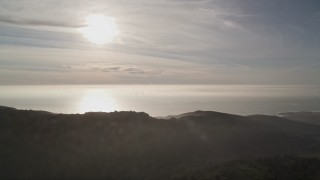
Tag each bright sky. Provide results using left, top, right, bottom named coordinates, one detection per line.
left=0, top=0, right=319, bottom=85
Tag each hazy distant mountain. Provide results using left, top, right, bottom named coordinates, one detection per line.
left=1, top=106, right=320, bottom=179
left=278, top=111, right=320, bottom=125
left=160, top=110, right=239, bottom=119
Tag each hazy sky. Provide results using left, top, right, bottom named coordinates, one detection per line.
left=0, top=0, right=319, bottom=85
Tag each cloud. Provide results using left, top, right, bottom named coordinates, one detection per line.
left=0, top=64, right=68, bottom=72
left=0, top=15, right=82, bottom=28
left=66, top=63, right=163, bottom=75
left=0, top=0, right=320, bottom=85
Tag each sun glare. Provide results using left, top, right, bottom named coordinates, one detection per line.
left=79, top=89, right=117, bottom=113
left=79, top=14, right=119, bottom=45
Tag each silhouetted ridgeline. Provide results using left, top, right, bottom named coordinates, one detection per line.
left=278, top=111, right=320, bottom=125
left=1, top=106, right=320, bottom=179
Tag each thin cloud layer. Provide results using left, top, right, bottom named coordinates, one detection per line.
left=0, top=0, right=319, bottom=85
left=0, top=15, right=82, bottom=28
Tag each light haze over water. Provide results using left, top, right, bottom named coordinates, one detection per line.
left=1, top=85, right=320, bottom=117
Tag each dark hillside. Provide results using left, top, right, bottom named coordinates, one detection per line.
left=1, top=107, right=320, bottom=179
left=172, top=156, right=320, bottom=180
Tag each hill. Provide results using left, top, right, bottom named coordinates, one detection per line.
left=1, top=106, right=320, bottom=179
left=172, top=155, right=320, bottom=180
left=278, top=111, right=320, bottom=125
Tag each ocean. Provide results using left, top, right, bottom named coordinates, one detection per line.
left=0, top=85, right=320, bottom=116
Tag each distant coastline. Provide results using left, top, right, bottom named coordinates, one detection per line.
left=1, top=85, right=320, bottom=116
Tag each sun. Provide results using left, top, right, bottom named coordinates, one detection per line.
left=79, top=14, right=119, bottom=45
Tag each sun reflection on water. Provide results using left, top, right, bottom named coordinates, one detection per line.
left=78, top=89, right=117, bottom=113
